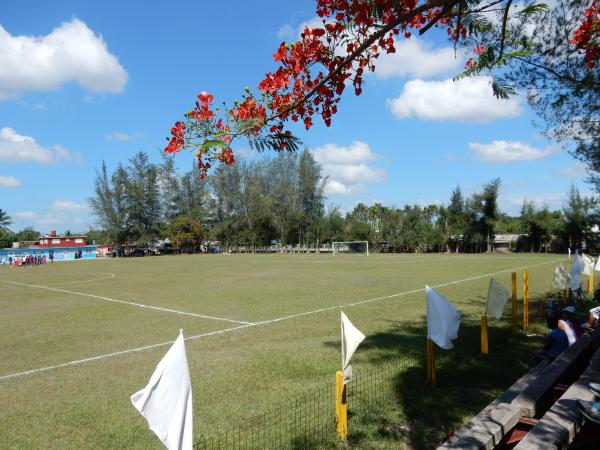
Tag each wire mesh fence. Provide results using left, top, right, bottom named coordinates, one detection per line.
left=194, top=378, right=337, bottom=450
left=194, top=292, right=583, bottom=449
left=194, top=348, right=444, bottom=450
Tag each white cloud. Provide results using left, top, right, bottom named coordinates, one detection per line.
left=376, top=38, right=463, bottom=79
left=276, top=24, right=294, bottom=40
left=105, top=131, right=131, bottom=142
left=499, top=193, right=567, bottom=214
left=14, top=210, right=38, bottom=219
left=310, top=141, right=386, bottom=196
left=469, top=140, right=559, bottom=163
left=556, top=161, right=588, bottom=177
left=0, top=19, right=127, bottom=99
left=0, top=175, right=21, bottom=188
left=51, top=199, right=88, bottom=211
left=36, top=215, right=66, bottom=225
left=277, top=17, right=328, bottom=41
left=0, top=127, right=78, bottom=163
left=311, top=141, right=377, bottom=164
left=387, top=76, right=522, bottom=122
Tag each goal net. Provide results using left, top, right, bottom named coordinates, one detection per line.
left=332, top=241, right=369, bottom=255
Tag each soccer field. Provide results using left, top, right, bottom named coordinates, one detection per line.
left=0, top=253, right=563, bottom=449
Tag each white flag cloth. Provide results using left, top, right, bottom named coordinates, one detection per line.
left=485, top=278, right=509, bottom=319
left=595, top=256, right=600, bottom=272
left=569, top=254, right=585, bottom=290
left=131, top=330, right=193, bottom=450
left=552, top=262, right=570, bottom=291
left=426, top=286, right=461, bottom=350
left=582, top=253, right=595, bottom=276
left=341, top=311, right=365, bottom=382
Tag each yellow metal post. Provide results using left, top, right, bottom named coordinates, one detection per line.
left=426, top=339, right=431, bottom=381
left=589, top=273, right=594, bottom=294
left=511, top=272, right=517, bottom=334
left=523, top=270, right=529, bottom=332
left=481, top=315, right=489, bottom=354
left=335, top=371, right=348, bottom=439
left=426, top=339, right=436, bottom=386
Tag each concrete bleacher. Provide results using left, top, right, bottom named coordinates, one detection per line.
left=438, top=331, right=600, bottom=450
left=513, top=345, right=600, bottom=449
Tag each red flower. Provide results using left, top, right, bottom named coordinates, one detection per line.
left=197, top=91, right=214, bottom=108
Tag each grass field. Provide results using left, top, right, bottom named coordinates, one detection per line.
left=0, top=252, right=566, bottom=449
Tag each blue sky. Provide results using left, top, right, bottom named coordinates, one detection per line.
left=0, top=0, right=592, bottom=233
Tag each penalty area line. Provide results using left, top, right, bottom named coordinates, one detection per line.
left=0, top=258, right=559, bottom=381
left=0, top=324, right=254, bottom=381
left=1, top=280, right=253, bottom=325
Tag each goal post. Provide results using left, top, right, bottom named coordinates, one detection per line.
left=332, top=241, right=369, bottom=256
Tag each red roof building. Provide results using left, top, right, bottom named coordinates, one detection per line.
left=36, top=230, right=88, bottom=248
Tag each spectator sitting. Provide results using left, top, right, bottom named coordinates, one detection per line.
left=558, top=314, right=577, bottom=346
left=562, top=306, right=583, bottom=338
left=581, top=306, right=600, bottom=331
left=535, top=316, right=569, bottom=362
left=578, top=382, right=600, bottom=423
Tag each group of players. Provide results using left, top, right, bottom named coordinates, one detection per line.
left=1, top=253, right=52, bottom=267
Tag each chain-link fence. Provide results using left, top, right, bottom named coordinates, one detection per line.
left=194, top=291, right=584, bottom=450
left=194, top=347, right=452, bottom=450
left=194, top=377, right=337, bottom=450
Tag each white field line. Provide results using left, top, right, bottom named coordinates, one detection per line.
left=44, top=272, right=117, bottom=286
left=1, top=280, right=253, bottom=325
left=0, top=258, right=559, bottom=381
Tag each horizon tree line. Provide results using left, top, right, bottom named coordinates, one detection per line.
left=1, top=152, right=598, bottom=253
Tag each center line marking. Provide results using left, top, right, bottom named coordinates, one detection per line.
left=0, top=258, right=560, bottom=381
left=1, top=280, right=253, bottom=325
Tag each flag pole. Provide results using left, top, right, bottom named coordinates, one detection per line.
left=426, top=339, right=436, bottom=386
left=523, top=270, right=529, bottom=332
left=480, top=315, right=489, bottom=354
left=335, top=371, right=348, bottom=439
left=511, top=272, right=517, bottom=334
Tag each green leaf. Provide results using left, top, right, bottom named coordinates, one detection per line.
left=502, top=50, right=533, bottom=59
left=515, top=3, right=548, bottom=17
left=201, top=139, right=227, bottom=150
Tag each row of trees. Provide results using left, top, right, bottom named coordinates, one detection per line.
left=343, top=184, right=598, bottom=253
left=89, top=150, right=329, bottom=252
left=2, top=152, right=597, bottom=254
left=84, top=151, right=598, bottom=254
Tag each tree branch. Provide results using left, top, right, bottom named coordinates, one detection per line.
left=420, top=0, right=461, bottom=35
left=265, top=0, right=454, bottom=123
left=498, top=0, right=513, bottom=60
left=513, top=56, right=600, bottom=88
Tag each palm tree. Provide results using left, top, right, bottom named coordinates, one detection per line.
left=0, top=208, right=12, bottom=232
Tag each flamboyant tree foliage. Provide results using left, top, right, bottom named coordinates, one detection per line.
left=164, top=0, right=597, bottom=179
left=572, top=0, right=599, bottom=69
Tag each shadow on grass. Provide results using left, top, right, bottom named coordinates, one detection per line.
left=337, top=315, right=546, bottom=450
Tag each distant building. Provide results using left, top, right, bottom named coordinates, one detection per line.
left=493, top=234, right=526, bottom=253
left=37, top=230, right=87, bottom=248
left=96, top=245, right=114, bottom=257
left=1, top=230, right=96, bottom=261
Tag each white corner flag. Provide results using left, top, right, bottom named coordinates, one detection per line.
left=595, top=256, right=600, bottom=273
left=552, top=262, right=570, bottom=291
left=569, top=253, right=585, bottom=290
left=582, top=253, right=595, bottom=276
left=485, top=278, right=509, bottom=320
left=341, top=311, right=365, bottom=383
left=131, top=330, right=193, bottom=450
left=426, top=286, right=461, bottom=350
